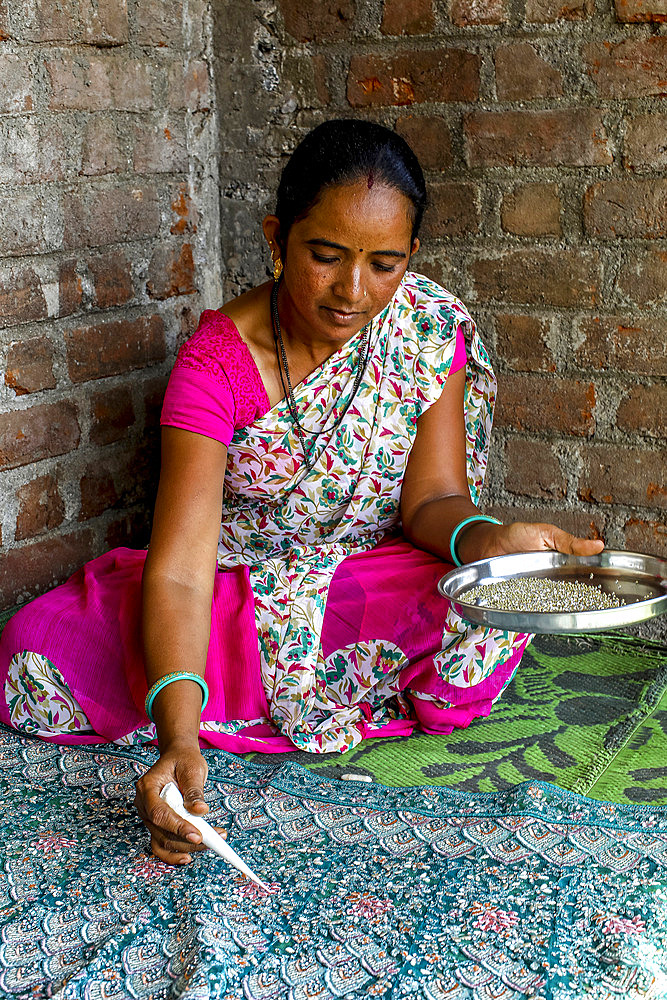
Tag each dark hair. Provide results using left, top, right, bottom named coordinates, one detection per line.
left=275, top=119, right=427, bottom=247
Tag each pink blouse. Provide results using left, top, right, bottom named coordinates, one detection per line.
left=161, top=310, right=467, bottom=446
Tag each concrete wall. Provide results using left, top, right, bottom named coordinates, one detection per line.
left=214, top=0, right=667, bottom=573
left=0, top=0, right=222, bottom=607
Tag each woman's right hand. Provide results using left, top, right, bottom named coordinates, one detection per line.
left=133, top=742, right=226, bottom=865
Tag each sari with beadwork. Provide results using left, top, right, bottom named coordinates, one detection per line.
left=0, top=273, right=529, bottom=753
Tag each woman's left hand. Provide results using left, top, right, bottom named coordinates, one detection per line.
left=491, top=521, right=604, bottom=559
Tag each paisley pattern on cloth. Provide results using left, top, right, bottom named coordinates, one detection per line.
left=1, top=725, right=666, bottom=999
left=216, top=272, right=525, bottom=752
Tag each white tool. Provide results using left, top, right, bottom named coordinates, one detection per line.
left=160, top=781, right=271, bottom=891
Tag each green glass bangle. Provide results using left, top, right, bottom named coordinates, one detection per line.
left=449, top=515, right=502, bottom=567
left=145, top=671, right=209, bottom=722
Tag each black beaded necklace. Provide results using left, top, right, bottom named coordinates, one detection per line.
left=270, top=278, right=371, bottom=471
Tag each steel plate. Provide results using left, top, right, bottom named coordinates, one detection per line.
left=437, top=549, right=667, bottom=634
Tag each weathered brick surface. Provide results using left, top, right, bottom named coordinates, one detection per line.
left=381, top=0, right=434, bottom=34
left=616, top=251, right=667, bottom=308
left=279, top=0, right=355, bottom=41
left=81, top=117, right=127, bottom=176
left=395, top=116, right=452, bottom=171
left=46, top=54, right=153, bottom=111
left=63, top=184, right=160, bottom=250
left=15, top=474, right=65, bottom=541
left=495, top=314, right=555, bottom=373
left=451, top=0, right=508, bottom=25
left=580, top=446, right=666, bottom=509
left=525, top=0, right=593, bottom=20
left=624, top=115, right=667, bottom=168
left=615, top=0, right=667, bottom=21
left=58, top=260, right=84, bottom=316
left=584, top=180, right=667, bottom=238
left=486, top=503, right=604, bottom=540
left=501, top=183, right=562, bottom=236
left=495, top=375, right=596, bottom=436
left=0, top=52, right=34, bottom=113
left=505, top=440, right=566, bottom=499
left=133, top=118, right=188, bottom=174
left=0, top=402, right=80, bottom=470
left=0, top=268, right=48, bottom=328
left=88, top=250, right=134, bottom=308
left=90, top=385, right=136, bottom=446
left=167, top=60, right=211, bottom=111
left=4, top=336, right=56, bottom=395
left=0, top=190, right=62, bottom=257
left=146, top=243, right=196, bottom=299
left=574, top=316, right=667, bottom=376
left=584, top=38, right=667, bottom=97
left=135, top=0, right=183, bottom=46
left=466, top=110, right=611, bottom=167
left=624, top=518, right=667, bottom=558
left=65, top=315, right=166, bottom=383
left=0, top=529, right=96, bottom=607
left=348, top=50, right=480, bottom=106
left=495, top=44, right=563, bottom=100
left=422, top=183, right=479, bottom=238
left=471, top=249, right=601, bottom=307
left=616, top=384, right=667, bottom=438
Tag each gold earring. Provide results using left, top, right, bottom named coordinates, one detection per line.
left=272, top=256, right=283, bottom=282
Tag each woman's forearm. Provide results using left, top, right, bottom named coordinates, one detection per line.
left=403, top=494, right=500, bottom=565
left=142, top=573, right=213, bottom=749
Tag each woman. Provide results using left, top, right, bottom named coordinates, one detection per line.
left=0, top=120, right=603, bottom=864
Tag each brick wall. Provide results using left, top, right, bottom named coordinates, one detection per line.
left=0, top=0, right=222, bottom=607
left=214, top=0, right=667, bottom=574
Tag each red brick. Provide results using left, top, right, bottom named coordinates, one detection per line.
left=135, top=0, right=183, bottom=44
left=525, top=0, right=593, bottom=19
left=47, top=55, right=153, bottom=111
left=79, top=466, right=119, bottom=520
left=312, top=55, right=331, bottom=105
left=584, top=180, right=667, bottom=238
left=167, top=60, right=211, bottom=111
left=0, top=119, right=74, bottom=185
left=624, top=114, right=667, bottom=169
left=88, top=251, right=134, bottom=308
left=505, top=440, right=566, bottom=500
left=90, top=385, right=136, bottom=446
left=4, top=336, right=56, bottom=395
left=0, top=190, right=62, bottom=257
left=615, top=0, right=667, bottom=21
left=501, top=183, right=561, bottom=237
left=112, top=59, right=155, bottom=111
left=616, top=384, right=667, bottom=438
left=495, top=314, right=555, bottom=373
left=79, top=0, right=129, bottom=44
left=624, top=518, right=667, bottom=558
left=0, top=529, right=96, bottom=607
left=146, top=243, right=196, bottom=300
left=170, top=182, right=198, bottom=234
left=133, top=119, right=188, bottom=174
left=80, top=442, right=154, bottom=519
left=0, top=52, right=34, bottom=113
left=143, top=374, right=169, bottom=429
left=381, top=0, right=434, bottom=33
left=0, top=268, right=48, bottom=328
left=15, top=473, right=65, bottom=541
left=616, top=251, right=667, bottom=308
left=58, top=260, right=84, bottom=317
left=279, top=0, right=355, bottom=41
left=495, top=43, right=563, bottom=100
left=348, top=50, right=480, bottom=107
left=451, top=0, right=507, bottom=24
left=81, top=116, right=127, bottom=176
left=465, top=110, right=611, bottom=167
left=487, top=503, right=605, bottom=541
left=584, top=38, right=667, bottom=98
left=471, top=249, right=601, bottom=307
left=0, top=401, right=80, bottom=470
left=106, top=509, right=151, bottom=549
left=65, top=314, right=166, bottom=383
left=395, top=116, right=452, bottom=171
left=574, top=316, right=667, bottom=377
left=63, top=184, right=160, bottom=250
left=580, top=446, right=666, bottom=509
left=422, top=182, right=479, bottom=238
left=495, top=375, right=596, bottom=437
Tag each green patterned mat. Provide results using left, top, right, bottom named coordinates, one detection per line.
left=1, top=605, right=665, bottom=806
left=244, top=633, right=667, bottom=806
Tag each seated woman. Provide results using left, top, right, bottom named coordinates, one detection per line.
left=0, top=119, right=603, bottom=864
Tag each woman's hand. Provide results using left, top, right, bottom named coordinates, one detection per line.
left=458, top=519, right=605, bottom=565
left=133, top=742, right=226, bottom=865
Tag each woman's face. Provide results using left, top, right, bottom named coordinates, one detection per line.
left=264, top=178, right=419, bottom=350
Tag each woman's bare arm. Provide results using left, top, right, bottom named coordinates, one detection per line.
left=134, top=426, right=228, bottom=864
left=401, top=366, right=604, bottom=563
